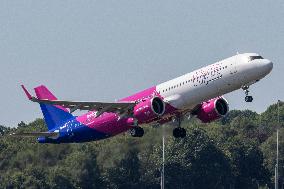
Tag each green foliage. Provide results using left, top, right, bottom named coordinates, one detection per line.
left=104, top=148, right=142, bottom=189
left=261, top=128, right=284, bottom=184
left=161, top=127, right=232, bottom=189
left=0, top=102, right=283, bottom=189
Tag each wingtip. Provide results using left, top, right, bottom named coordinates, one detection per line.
left=21, top=85, right=33, bottom=100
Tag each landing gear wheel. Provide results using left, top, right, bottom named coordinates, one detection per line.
left=180, top=128, right=186, bottom=138
left=173, top=127, right=186, bottom=138
left=130, top=127, right=144, bottom=137
left=245, top=96, right=253, bottom=102
left=242, top=86, right=254, bottom=103
left=173, top=128, right=180, bottom=138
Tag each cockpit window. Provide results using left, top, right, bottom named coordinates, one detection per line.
left=249, top=56, right=263, bottom=61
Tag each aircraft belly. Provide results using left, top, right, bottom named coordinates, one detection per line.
left=61, top=113, right=131, bottom=142
left=87, top=114, right=130, bottom=136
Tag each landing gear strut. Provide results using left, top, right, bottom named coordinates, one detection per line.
left=242, top=86, right=253, bottom=102
left=173, top=116, right=186, bottom=138
left=130, top=127, right=144, bottom=137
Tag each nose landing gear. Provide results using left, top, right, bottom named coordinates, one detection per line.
left=245, top=96, right=253, bottom=102
left=242, top=86, right=253, bottom=102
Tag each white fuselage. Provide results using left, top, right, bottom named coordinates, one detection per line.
left=157, top=53, right=273, bottom=111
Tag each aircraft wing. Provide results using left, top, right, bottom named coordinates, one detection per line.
left=10, top=131, right=59, bottom=138
left=21, top=85, right=136, bottom=116
left=32, top=98, right=136, bottom=115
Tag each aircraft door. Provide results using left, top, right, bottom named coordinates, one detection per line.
left=216, top=57, right=238, bottom=94
left=229, top=56, right=237, bottom=75
left=226, top=56, right=238, bottom=86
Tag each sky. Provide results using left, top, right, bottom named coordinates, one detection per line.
left=0, top=0, right=283, bottom=127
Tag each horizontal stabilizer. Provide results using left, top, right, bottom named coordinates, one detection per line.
left=10, top=131, right=59, bottom=138
left=21, top=85, right=33, bottom=100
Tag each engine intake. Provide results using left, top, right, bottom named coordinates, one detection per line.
left=134, top=97, right=165, bottom=123
left=196, top=97, right=229, bottom=123
left=151, top=97, right=165, bottom=115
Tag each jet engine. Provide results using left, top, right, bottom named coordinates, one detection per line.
left=196, top=97, right=229, bottom=123
left=133, top=97, right=165, bottom=123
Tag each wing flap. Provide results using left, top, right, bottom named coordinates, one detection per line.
left=33, top=99, right=136, bottom=116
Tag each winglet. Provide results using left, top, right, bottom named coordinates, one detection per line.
left=21, top=85, right=33, bottom=100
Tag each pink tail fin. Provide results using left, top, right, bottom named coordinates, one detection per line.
left=34, top=85, right=69, bottom=113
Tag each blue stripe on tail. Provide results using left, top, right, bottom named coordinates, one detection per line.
left=40, top=104, right=74, bottom=131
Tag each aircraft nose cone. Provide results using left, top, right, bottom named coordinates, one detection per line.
left=264, top=59, right=273, bottom=73
left=259, top=59, right=273, bottom=75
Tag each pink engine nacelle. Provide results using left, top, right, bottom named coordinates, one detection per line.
left=196, top=97, right=229, bottom=123
left=133, top=97, right=165, bottom=123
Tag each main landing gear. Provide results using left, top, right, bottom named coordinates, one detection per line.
left=173, top=127, right=186, bottom=138
left=173, top=116, right=186, bottom=138
left=130, top=127, right=144, bottom=137
left=242, top=86, right=253, bottom=102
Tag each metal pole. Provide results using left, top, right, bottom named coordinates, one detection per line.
left=278, top=100, right=280, bottom=124
left=276, top=100, right=280, bottom=189
left=276, top=166, right=277, bottom=189
left=161, top=125, right=165, bottom=189
left=275, top=128, right=279, bottom=189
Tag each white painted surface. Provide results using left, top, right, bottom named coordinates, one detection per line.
left=157, top=53, right=273, bottom=111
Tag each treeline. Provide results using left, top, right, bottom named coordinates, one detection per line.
left=0, top=102, right=283, bottom=189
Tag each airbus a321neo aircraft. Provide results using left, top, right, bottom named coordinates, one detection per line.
left=18, top=53, right=273, bottom=143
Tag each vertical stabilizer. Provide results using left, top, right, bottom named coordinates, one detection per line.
left=34, top=85, right=74, bottom=130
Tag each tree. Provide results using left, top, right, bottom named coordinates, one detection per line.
left=142, top=127, right=233, bottom=189
left=59, top=146, right=104, bottom=189
left=0, top=101, right=283, bottom=188
left=104, top=148, right=142, bottom=189
left=226, top=136, right=270, bottom=189
left=0, top=166, right=49, bottom=189
left=261, top=128, right=284, bottom=188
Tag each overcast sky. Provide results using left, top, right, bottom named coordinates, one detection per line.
left=0, top=1, right=283, bottom=126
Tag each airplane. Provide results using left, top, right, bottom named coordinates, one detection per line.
left=16, top=53, right=273, bottom=143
